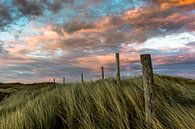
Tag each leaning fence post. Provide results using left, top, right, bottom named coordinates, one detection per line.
left=115, top=53, right=121, bottom=82
left=81, top=73, right=84, bottom=83
left=140, top=54, right=156, bottom=127
left=63, top=77, right=65, bottom=86
left=101, top=66, right=105, bottom=80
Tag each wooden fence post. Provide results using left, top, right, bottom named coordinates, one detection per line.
left=101, top=66, right=105, bottom=80
left=115, top=53, right=121, bottom=82
left=140, top=54, right=156, bottom=126
left=63, top=77, right=65, bottom=86
left=53, top=78, right=56, bottom=86
left=81, top=73, right=84, bottom=83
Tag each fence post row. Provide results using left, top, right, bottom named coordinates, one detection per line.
left=52, top=53, right=156, bottom=128
left=115, top=53, right=121, bottom=82
left=140, top=54, right=156, bottom=126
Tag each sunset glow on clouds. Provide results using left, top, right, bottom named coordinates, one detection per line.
left=0, top=0, right=195, bottom=83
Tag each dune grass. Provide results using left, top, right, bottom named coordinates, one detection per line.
left=0, top=75, right=194, bottom=129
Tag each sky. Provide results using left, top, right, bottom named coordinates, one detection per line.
left=0, top=0, right=195, bottom=83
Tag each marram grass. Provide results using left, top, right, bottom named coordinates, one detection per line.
left=0, top=75, right=194, bottom=129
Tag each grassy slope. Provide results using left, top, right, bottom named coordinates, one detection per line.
left=0, top=75, right=194, bottom=129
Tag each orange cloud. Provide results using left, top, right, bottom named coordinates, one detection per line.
left=75, top=51, right=140, bottom=73
left=172, top=0, right=195, bottom=6
left=75, top=54, right=115, bottom=72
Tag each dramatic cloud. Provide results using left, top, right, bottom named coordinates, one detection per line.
left=0, top=0, right=195, bottom=83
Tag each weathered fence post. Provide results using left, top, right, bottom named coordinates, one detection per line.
left=101, top=66, right=105, bottom=80
left=140, top=54, right=156, bottom=126
left=63, top=77, right=65, bottom=86
left=53, top=78, right=56, bottom=86
left=81, top=73, right=84, bottom=83
left=115, top=53, right=121, bottom=82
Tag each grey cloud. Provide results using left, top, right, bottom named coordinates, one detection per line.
left=13, top=0, right=44, bottom=16
left=0, top=41, right=9, bottom=56
left=0, top=5, right=11, bottom=30
left=43, top=0, right=75, bottom=12
left=0, top=56, right=97, bottom=83
left=0, top=0, right=76, bottom=31
left=63, top=18, right=94, bottom=33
